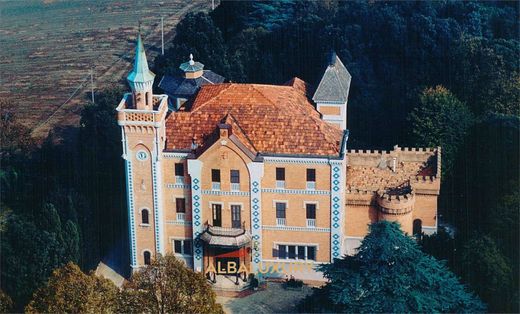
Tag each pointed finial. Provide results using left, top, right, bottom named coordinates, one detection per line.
left=189, top=53, right=194, bottom=65
left=330, top=50, right=337, bottom=66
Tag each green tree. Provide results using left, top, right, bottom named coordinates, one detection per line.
left=0, top=290, right=13, bottom=313
left=448, top=36, right=519, bottom=115
left=25, top=263, right=118, bottom=314
left=118, top=254, right=224, bottom=314
left=460, top=236, right=514, bottom=312
left=154, top=12, right=240, bottom=81
left=300, top=222, right=485, bottom=313
left=408, top=86, right=474, bottom=176
left=78, top=86, right=126, bottom=269
left=62, top=220, right=80, bottom=264
left=0, top=103, right=35, bottom=161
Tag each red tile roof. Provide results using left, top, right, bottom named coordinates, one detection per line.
left=164, top=81, right=344, bottom=156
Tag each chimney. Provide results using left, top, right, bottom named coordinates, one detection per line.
left=391, top=157, right=397, bottom=173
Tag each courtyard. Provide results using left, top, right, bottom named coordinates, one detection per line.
left=217, top=282, right=314, bottom=314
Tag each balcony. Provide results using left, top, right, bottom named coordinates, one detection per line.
left=306, top=219, right=316, bottom=228
left=276, top=218, right=286, bottom=226
left=231, top=183, right=240, bottom=191
left=276, top=180, right=285, bottom=189
left=306, top=181, right=316, bottom=190
left=176, top=213, right=185, bottom=221
left=212, top=182, right=221, bottom=191
left=200, top=224, right=251, bottom=248
left=175, top=176, right=185, bottom=184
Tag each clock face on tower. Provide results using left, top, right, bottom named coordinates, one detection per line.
left=136, top=150, right=149, bottom=161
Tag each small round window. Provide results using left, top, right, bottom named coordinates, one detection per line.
left=136, top=150, right=149, bottom=161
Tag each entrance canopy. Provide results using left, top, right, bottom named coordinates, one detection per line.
left=200, top=225, right=252, bottom=248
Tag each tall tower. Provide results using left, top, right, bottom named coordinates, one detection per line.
left=116, top=33, right=168, bottom=270
left=313, top=52, right=352, bottom=130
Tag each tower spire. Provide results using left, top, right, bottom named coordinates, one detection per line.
left=127, top=32, right=155, bottom=110
left=127, top=33, right=155, bottom=84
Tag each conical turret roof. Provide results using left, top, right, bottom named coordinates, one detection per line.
left=127, top=33, right=155, bottom=83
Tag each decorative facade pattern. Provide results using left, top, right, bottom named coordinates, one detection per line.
left=329, top=161, right=343, bottom=260
left=248, top=162, right=263, bottom=272
left=125, top=160, right=137, bottom=267
left=188, top=159, right=203, bottom=271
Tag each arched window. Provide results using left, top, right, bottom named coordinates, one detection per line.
left=413, top=219, right=422, bottom=236
left=143, top=251, right=151, bottom=265
left=145, top=92, right=150, bottom=107
left=141, top=209, right=149, bottom=225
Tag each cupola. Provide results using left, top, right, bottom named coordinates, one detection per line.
left=179, top=54, right=204, bottom=79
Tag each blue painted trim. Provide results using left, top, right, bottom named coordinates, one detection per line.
left=152, top=161, right=162, bottom=253
left=188, top=160, right=204, bottom=271
left=126, top=160, right=137, bottom=267
left=330, top=162, right=343, bottom=260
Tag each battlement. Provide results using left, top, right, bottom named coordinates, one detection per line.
left=346, top=145, right=441, bottom=194
left=116, top=93, right=168, bottom=127
left=376, top=187, right=415, bottom=215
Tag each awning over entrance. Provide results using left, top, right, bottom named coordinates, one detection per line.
left=200, top=225, right=252, bottom=248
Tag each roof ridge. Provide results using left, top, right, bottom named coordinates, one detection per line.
left=332, top=66, right=347, bottom=100
left=250, top=85, right=277, bottom=106
left=226, top=113, right=258, bottom=152
left=191, top=84, right=233, bottom=113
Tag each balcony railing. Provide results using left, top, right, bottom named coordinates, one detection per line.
left=211, top=182, right=221, bottom=191
left=276, top=180, right=285, bottom=189
left=276, top=218, right=286, bottom=226
left=231, top=183, right=240, bottom=191
left=306, top=219, right=316, bottom=228
left=306, top=181, right=316, bottom=190
left=176, top=213, right=185, bottom=221
left=175, top=176, right=184, bottom=184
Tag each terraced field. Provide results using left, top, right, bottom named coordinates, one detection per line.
left=0, top=0, right=208, bottom=138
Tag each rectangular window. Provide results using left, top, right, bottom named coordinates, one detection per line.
left=306, top=169, right=316, bottom=182
left=306, top=203, right=316, bottom=219
left=276, top=167, right=285, bottom=181
left=278, top=245, right=287, bottom=259
left=275, top=202, right=286, bottom=218
left=231, top=205, right=241, bottom=228
left=174, top=240, right=182, bottom=254
left=307, top=246, right=316, bottom=261
left=183, top=240, right=192, bottom=255
left=288, top=245, right=296, bottom=259
left=230, top=170, right=240, bottom=183
left=175, top=163, right=184, bottom=176
left=297, top=246, right=306, bottom=260
left=176, top=198, right=185, bottom=213
left=174, top=240, right=192, bottom=255
left=211, top=169, right=221, bottom=182
left=277, top=245, right=316, bottom=260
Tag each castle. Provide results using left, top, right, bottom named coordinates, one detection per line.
left=116, top=34, right=440, bottom=284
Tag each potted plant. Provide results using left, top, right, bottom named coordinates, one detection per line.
left=284, top=275, right=304, bottom=291
left=249, top=274, right=259, bottom=291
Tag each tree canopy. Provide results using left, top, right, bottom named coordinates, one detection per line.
left=25, top=262, right=118, bottom=314
left=408, top=86, right=473, bottom=175
left=300, top=222, right=485, bottom=313
left=118, top=254, right=224, bottom=314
